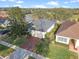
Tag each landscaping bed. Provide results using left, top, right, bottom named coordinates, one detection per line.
left=0, top=44, right=14, bottom=57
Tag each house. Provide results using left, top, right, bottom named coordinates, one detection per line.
left=0, top=11, right=9, bottom=27
left=0, top=19, right=9, bottom=27
left=56, top=20, right=79, bottom=49
left=25, top=15, right=56, bottom=38
left=0, top=11, right=10, bottom=35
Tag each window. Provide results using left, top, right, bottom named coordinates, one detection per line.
left=58, top=37, right=67, bottom=42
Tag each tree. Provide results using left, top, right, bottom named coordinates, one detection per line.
left=8, top=7, right=31, bottom=38
left=51, top=8, right=73, bottom=22
left=69, top=15, right=79, bottom=21
left=32, top=10, right=54, bottom=20
left=35, top=38, right=49, bottom=56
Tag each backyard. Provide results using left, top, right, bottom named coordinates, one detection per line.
left=0, top=44, right=14, bottom=57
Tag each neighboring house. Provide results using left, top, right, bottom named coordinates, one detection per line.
left=0, top=19, right=10, bottom=27
left=0, top=11, right=9, bottom=27
left=25, top=15, right=56, bottom=38
left=0, top=11, right=10, bottom=35
left=56, top=20, right=79, bottom=49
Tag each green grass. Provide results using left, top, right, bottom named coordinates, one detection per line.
left=48, top=42, right=78, bottom=59
left=0, top=44, right=14, bottom=57
left=2, top=35, right=27, bottom=46
left=46, top=23, right=60, bottom=41
left=12, top=36, right=27, bottom=46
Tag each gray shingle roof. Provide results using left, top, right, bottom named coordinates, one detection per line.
left=0, top=19, right=5, bottom=24
left=32, top=19, right=55, bottom=32
left=0, top=19, right=9, bottom=25
left=25, top=15, right=56, bottom=32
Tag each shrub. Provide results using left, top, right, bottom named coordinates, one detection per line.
left=28, top=56, right=35, bottom=59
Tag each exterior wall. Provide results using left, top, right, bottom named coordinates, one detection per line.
left=46, top=24, right=55, bottom=32
left=31, top=24, right=55, bottom=38
left=75, top=40, right=79, bottom=48
left=31, top=30, right=46, bottom=38
left=56, top=35, right=70, bottom=44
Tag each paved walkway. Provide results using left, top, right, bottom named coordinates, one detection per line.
left=0, top=41, right=46, bottom=59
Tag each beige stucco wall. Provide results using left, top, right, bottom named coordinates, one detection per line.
left=31, top=24, right=55, bottom=38
left=75, top=40, right=79, bottom=48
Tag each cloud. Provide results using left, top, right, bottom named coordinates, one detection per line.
left=13, top=4, right=22, bottom=7
left=64, top=0, right=79, bottom=4
left=8, top=0, right=15, bottom=2
left=16, top=0, right=24, bottom=4
left=64, top=2, right=69, bottom=4
left=62, top=5, right=70, bottom=8
left=0, top=0, right=16, bottom=2
left=47, top=1, right=59, bottom=6
left=0, top=0, right=7, bottom=2
left=74, top=0, right=79, bottom=2
left=33, top=5, right=47, bottom=8
left=64, top=1, right=75, bottom=4
left=3, top=5, right=10, bottom=7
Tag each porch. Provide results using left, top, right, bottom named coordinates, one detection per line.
left=69, top=39, right=79, bottom=53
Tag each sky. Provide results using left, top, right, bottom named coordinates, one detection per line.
left=0, top=0, right=79, bottom=8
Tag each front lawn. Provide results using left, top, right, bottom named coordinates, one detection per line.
left=48, top=42, right=78, bottom=59
left=0, top=44, right=14, bottom=57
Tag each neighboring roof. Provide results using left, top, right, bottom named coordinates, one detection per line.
left=25, top=15, right=56, bottom=32
left=0, top=19, right=7, bottom=24
left=56, top=20, right=79, bottom=39
left=0, top=11, right=8, bottom=18
left=0, top=19, right=10, bottom=28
